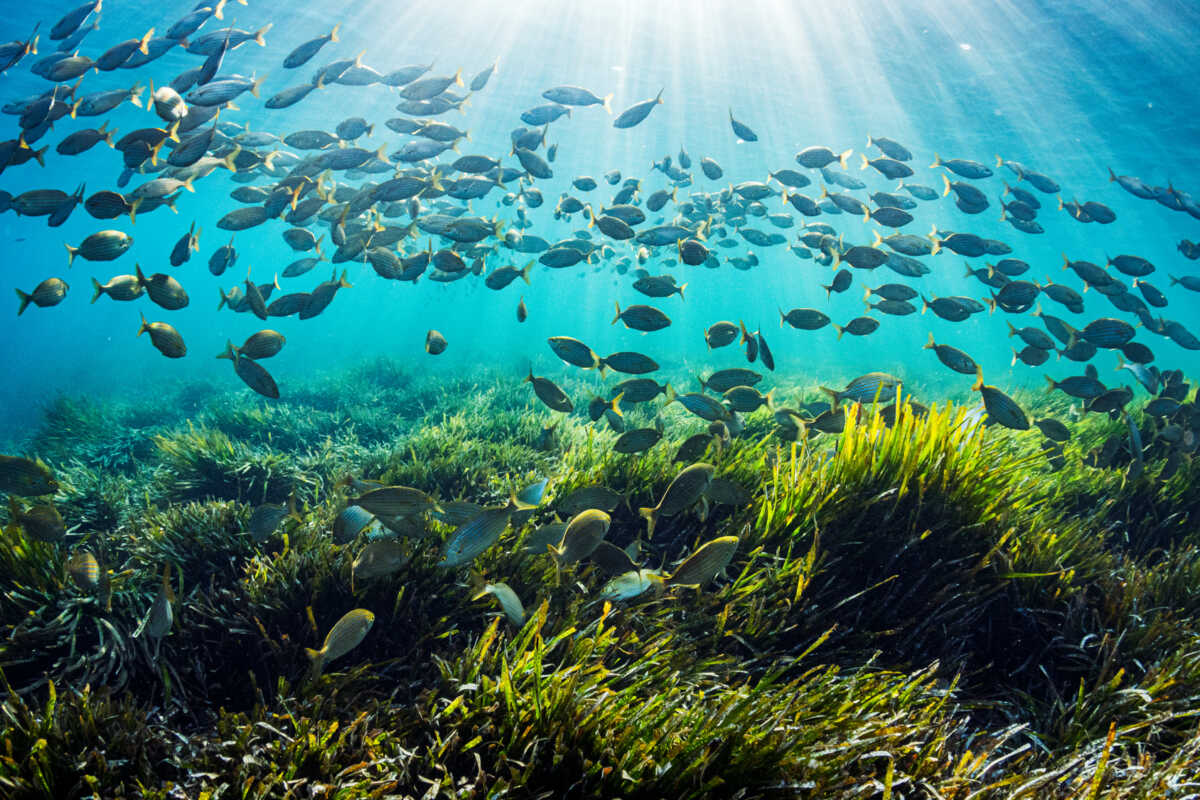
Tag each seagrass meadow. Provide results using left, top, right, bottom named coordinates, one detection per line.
left=6, top=0, right=1200, bottom=795
left=2, top=358, right=1200, bottom=799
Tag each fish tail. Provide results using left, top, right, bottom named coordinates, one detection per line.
left=216, top=340, right=235, bottom=360
left=329, top=23, right=340, bottom=42
left=923, top=332, right=936, bottom=350
left=609, top=392, right=624, bottom=418
left=819, top=386, right=840, bottom=406
left=972, top=366, right=984, bottom=392
left=254, top=23, right=272, bottom=47
left=15, top=288, right=31, bottom=316
left=138, top=27, right=153, bottom=54
left=65, top=242, right=77, bottom=267
left=305, top=647, right=324, bottom=677
left=1043, top=374, right=1057, bottom=393
left=664, top=382, right=676, bottom=406
left=137, top=312, right=149, bottom=337
left=90, top=277, right=102, bottom=303
left=1107, top=167, right=1116, bottom=182
left=676, top=282, right=686, bottom=301
left=638, top=506, right=657, bottom=539
left=611, top=300, right=621, bottom=325
left=833, top=324, right=845, bottom=339
left=1011, top=348, right=1020, bottom=367
left=520, top=260, right=533, bottom=284
left=930, top=152, right=941, bottom=169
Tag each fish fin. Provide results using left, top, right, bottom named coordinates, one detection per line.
left=972, top=367, right=984, bottom=392
left=137, top=311, right=149, bottom=336
left=329, top=23, right=340, bottom=42
left=14, top=288, right=31, bottom=316
left=65, top=242, right=78, bottom=267
left=638, top=506, right=657, bottom=539
left=611, top=300, right=621, bottom=325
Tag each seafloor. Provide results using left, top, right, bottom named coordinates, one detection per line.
left=2, top=359, right=1200, bottom=798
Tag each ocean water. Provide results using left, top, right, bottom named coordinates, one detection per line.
left=1, top=0, right=1199, bottom=443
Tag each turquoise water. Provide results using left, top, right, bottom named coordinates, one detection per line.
left=1, top=0, right=1198, bottom=442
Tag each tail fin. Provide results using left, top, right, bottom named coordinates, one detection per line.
left=15, top=288, right=31, bottom=316
left=639, top=506, right=658, bottom=539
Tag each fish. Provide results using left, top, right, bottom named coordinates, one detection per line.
left=922, top=334, right=978, bottom=375
left=602, top=351, right=659, bottom=374
left=137, top=313, right=186, bottom=358
left=0, top=455, right=58, bottom=496
left=440, top=497, right=528, bottom=567
left=283, top=24, right=340, bottom=69
left=705, top=321, right=740, bottom=348
left=612, top=90, right=663, bottom=129
left=666, top=536, right=738, bottom=587
left=425, top=329, right=448, bottom=355
left=525, top=367, right=573, bottom=412
left=66, top=550, right=101, bottom=592
left=548, top=336, right=602, bottom=370
left=614, top=303, right=672, bottom=335
left=972, top=368, right=1029, bottom=430
left=231, top=352, right=280, bottom=398
left=639, top=463, right=714, bottom=538
left=218, top=330, right=285, bottom=361
left=549, top=509, right=610, bottom=569
left=931, top=154, right=993, bottom=179
left=542, top=86, right=612, bottom=111
left=728, top=109, right=758, bottom=142
left=133, top=565, right=175, bottom=646
left=796, top=146, right=851, bottom=169
left=354, top=485, right=439, bottom=518
left=699, top=368, right=762, bottom=393
left=600, top=569, right=664, bottom=601
left=247, top=500, right=296, bottom=543
left=15, top=277, right=68, bottom=315
left=471, top=579, right=525, bottom=625
left=821, top=373, right=901, bottom=407
left=10, top=499, right=66, bottom=542
left=351, top=540, right=410, bottom=589
left=65, top=229, right=132, bottom=265
left=307, top=608, right=374, bottom=677
left=556, top=486, right=623, bottom=517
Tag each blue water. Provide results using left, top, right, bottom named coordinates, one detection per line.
left=1, top=0, right=1199, bottom=444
